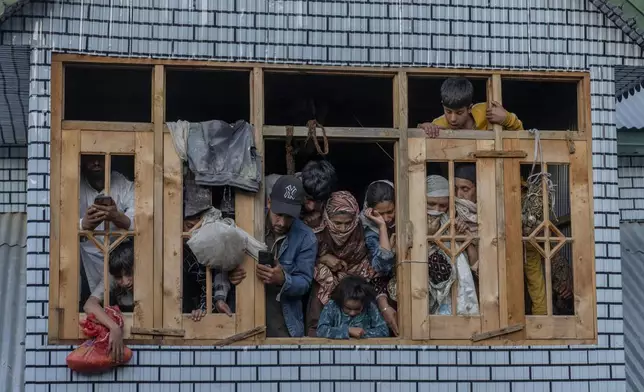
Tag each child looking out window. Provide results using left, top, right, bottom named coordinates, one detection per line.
left=316, top=276, right=389, bottom=339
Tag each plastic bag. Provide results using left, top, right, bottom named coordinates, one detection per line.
left=66, top=306, right=132, bottom=373
left=187, top=208, right=246, bottom=271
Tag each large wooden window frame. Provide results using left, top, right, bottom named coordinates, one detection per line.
left=49, top=54, right=596, bottom=346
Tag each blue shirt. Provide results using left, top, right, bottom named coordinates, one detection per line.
left=316, top=300, right=389, bottom=339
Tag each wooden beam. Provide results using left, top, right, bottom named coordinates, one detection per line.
left=252, top=68, right=266, bottom=339
left=162, top=133, right=183, bottom=330
left=393, top=71, right=411, bottom=339
left=52, top=53, right=589, bottom=81
left=470, top=150, right=527, bottom=158
left=213, top=326, right=266, bottom=347
left=503, top=139, right=527, bottom=340
left=62, top=121, right=153, bottom=132
left=471, top=324, right=524, bottom=342
left=130, top=327, right=186, bottom=337
left=152, top=65, right=165, bottom=329
left=48, top=60, right=63, bottom=341
left=134, top=132, right=155, bottom=334
left=59, top=129, right=81, bottom=340
left=408, top=137, right=428, bottom=340
left=262, top=125, right=400, bottom=139
left=488, top=74, right=505, bottom=338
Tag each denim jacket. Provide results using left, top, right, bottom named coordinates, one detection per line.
left=364, top=227, right=395, bottom=275
left=317, top=300, right=389, bottom=339
left=270, top=218, right=318, bottom=337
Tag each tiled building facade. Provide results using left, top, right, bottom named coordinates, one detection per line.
left=1, top=0, right=642, bottom=390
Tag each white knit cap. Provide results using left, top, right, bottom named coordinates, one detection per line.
left=426, top=175, right=449, bottom=197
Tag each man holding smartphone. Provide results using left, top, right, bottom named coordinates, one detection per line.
left=79, top=155, right=135, bottom=296
left=255, top=175, right=318, bottom=337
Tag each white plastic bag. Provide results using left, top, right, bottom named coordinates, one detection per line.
left=187, top=209, right=246, bottom=271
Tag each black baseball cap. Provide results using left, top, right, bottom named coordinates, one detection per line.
left=269, top=175, right=304, bottom=218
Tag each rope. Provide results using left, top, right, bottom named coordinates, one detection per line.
left=305, top=119, right=329, bottom=156
left=285, top=125, right=295, bottom=175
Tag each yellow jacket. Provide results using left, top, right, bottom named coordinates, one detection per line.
left=432, top=102, right=524, bottom=131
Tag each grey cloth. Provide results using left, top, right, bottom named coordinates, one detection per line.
left=187, top=120, right=262, bottom=193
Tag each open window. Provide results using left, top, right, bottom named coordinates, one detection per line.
left=50, top=55, right=596, bottom=346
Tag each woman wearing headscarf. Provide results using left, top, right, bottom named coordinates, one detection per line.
left=360, top=180, right=398, bottom=335
left=306, top=191, right=381, bottom=337
left=387, top=175, right=479, bottom=315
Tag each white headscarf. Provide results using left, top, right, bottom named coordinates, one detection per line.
left=426, top=175, right=449, bottom=198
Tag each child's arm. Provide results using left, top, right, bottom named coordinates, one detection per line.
left=363, top=302, right=391, bottom=338
left=487, top=101, right=524, bottom=130
left=213, top=270, right=232, bottom=315
left=316, top=301, right=350, bottom=339
left=83, top=281, right=125, bottom=360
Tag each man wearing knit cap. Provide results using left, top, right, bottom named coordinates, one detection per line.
left=454, top=164, right=477, bottom=203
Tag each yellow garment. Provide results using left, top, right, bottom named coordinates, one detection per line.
left=525, top=244, right=546, bottom=315
left=432, top=102, right=524, bottom=131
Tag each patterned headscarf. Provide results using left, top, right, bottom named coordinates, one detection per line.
left=322, top=191, right=362, bottom=248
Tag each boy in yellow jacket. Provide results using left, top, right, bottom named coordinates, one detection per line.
left=419, top=76, right=523, bottom=136
left=420, top=76, right=547, bottom=315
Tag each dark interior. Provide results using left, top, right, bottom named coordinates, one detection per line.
left=502, top=80, right=578, bottom=130
left=264, top=73, right=394, bottom=128
left=408, top=76, right=488, bottom=127
left=64, top=65, right=152, bottom=122
left=265, top=139, right=395, bottom=205
left=165, top=69, right=250, bottom=123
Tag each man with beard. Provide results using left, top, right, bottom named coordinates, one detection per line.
left=79, top=155, right=135, bottom=296
left=256, top=175, right=318, bottom=337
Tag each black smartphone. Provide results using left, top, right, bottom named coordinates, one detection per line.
left=258, top=250, right=273, bottom=266
left=94, top=195, right=114, bottom=206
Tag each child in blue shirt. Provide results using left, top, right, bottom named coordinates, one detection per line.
left=316, top=276, right=389, bottom=339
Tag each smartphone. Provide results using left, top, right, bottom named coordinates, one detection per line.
left=258, top=250, right=273, bottom=266
left=94, top=195, right=114, bottom=206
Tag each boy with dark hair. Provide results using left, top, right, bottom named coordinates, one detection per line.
left=419, top=76, right=524, bottom=137
left=83, top=240, right=134, bottom=362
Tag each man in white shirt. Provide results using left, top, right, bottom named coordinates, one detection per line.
left=79, top=155, right=135, bottom=295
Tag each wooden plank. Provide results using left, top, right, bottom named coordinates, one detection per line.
left=213, top=326, right=266, bottom=347
left=471, top=150, right=527, bottom=158
left=53, top=53, right=589, bottom=80
left=411, top=129, right=496, bottom=140
left=48, top=60, right=63, bottom=341
left=130, top=327, right=185, bottom=337
left=252, top=67, right=265, bottom=338
left=503, top=139, right=527, bottom=340
left=408, top=138, right=428, bottom=340
left=102, top=156, right=112, bottom=308
left=501, top=130, right=586, bottom=141
left=152, top=65, right=165, bottom=329
left=183, top=314, right=237, bottom=339
left=59, top=129, right=81, bottom=340
left=426, top=139, right=480, bottom=160
left=62, top=121, right=153, bottom=132
left=570, top=142, right=596, bottom=339
left=477, top=142, right=500, bottom=335
left=542, top=163, right=554, bottom=316
left=163, top=133, right=183, bottom=330
left=133, top=132, right=155, bottom=333
left=428, top=316, right=481, bottom=339
left=525, top=316, right=578, bottom=339
left=393, top=71, right=411, bottom=339
left=80, top=131, right=136, bottom=154
left=489, top=74, right=504, bottom=341
left=262, top=125, right=400, bottom=139
left=471, top=324, right=524, bottom=342
left=518, top=139, right=572, bottom=164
